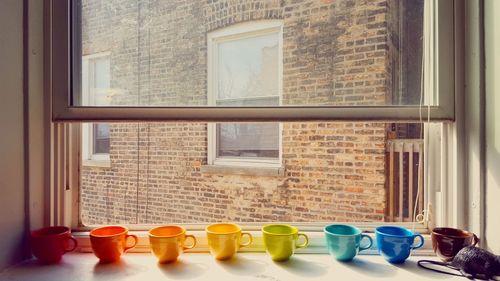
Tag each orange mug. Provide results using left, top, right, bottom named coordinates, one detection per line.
left=31, top=226, right=78, bottom=264
left=90, top=226, right=138, bottom=263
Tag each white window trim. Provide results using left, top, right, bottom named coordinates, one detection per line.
left=81, top=53, right=111, bottom=166
left=207, top=21, right=284, bottom=168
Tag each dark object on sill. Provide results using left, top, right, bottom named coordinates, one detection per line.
left=418, top=246, right=500, bottom=280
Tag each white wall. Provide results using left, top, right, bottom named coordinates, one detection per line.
left=485, top=0, right=500, bottom=253
left=0, top=0, right=27, bottom=270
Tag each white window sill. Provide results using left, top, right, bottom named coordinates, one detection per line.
left=0, top=253, right=452, bottom=281
left=201, top=165, right=285, bottom=177
left=82, top=159, right=111, bottom=168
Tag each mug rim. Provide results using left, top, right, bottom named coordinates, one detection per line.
left=206, top=223, right=241, bottom=234
left=323, top=224, right=362, bottom=237
left=375, top=226, right=415, bottom=238
left=31, top=226, right=71, bottom=238
left=90, top=225, right=128, bottom=238
left=431, top=227, right=474, bottom=239
left=262, top=224, right=299, bottom=236
left=149, top=225, right=186, bottom=238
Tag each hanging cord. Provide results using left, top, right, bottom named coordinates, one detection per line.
left=134, top=0, right=142, bottom=224
left=145, top=0, right=152, bottom=224
left=412, top=0, right=430, bottom=232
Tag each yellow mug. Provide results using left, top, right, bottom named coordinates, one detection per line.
left=262, top=224, right=309, bottom=261
left=206, top=223, right=253, bottom=260
left=148, top=225, right=196, bottom=263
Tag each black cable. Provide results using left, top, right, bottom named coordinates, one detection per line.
left=417, top=260, right=464, bottom=277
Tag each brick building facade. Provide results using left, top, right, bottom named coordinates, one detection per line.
left=80, top=0, right=422, bottom=224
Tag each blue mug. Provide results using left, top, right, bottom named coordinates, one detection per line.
left=324, top=224, right=373, bottom=261
left=375, top=226, right=424, bottom=264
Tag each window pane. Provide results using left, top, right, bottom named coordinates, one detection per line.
left=77, top=0, right=427, bottom=107
left=217, top=123, right=279, bottom=159
left=80, top=122, right=432, bottom=225
left=93, top=58, right=111, bottom=106
left=218, top=33, right=279, bottom=100
left=93, top=123, right=110, bottom=154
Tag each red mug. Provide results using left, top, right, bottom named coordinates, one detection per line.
left=31, top=226, right=78, bottom=264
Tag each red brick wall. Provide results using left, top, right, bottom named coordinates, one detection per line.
left=80, top=0, right=401, bottom=225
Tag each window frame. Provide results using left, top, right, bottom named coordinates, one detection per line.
left=41, top=0, right=469, bottom=253
left=49, top=0, right=455, bottom=122
left=81, top=53, right=111, bottom=165
left=207, top=21, right=283, bottom=168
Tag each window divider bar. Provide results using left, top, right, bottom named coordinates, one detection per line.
left=53, top=106, right=454, bottom=123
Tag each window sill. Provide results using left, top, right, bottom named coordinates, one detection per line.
left=0, top=253, right=449, bottom=281
left=82, top=159, right=111, bottom=168
left=201, top=165, right=285, bottom=177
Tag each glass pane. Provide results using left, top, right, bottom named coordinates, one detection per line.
left=218, top=33, right=278, bottom=100
left=77, top=0, right=427, bottom=107
left=93, top=123, right=110, bottom=154
left=80, top=122, right=433, bottom=225
left=217, top=123, right=279, bottom=159
left=93, top=58, right=111, bottom=106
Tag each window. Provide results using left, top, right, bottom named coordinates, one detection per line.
left=81, top=54, right=111, bottom=164
left=46, top=0, right=460, bottom=238
left=207, top=22, right=282, bottom=167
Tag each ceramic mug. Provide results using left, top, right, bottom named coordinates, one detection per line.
left=262, top=224, right=309, bottom=261
left=375, top=226, right=424, bottom=264
left=149, top=225, right=197, bottom=263
left=206, top=223, right=252, bottom=260
left=431, top=227, right=479, bottom=262
left=324, top=224, right=373, bottom=261
left=90, top=226, right=138, bottom=263
left=31, top=226, right=78, bottom=264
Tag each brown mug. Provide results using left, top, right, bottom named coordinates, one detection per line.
left=431, top=227, right=479, bottom=262
left=31, top=226, right=78, bottom=264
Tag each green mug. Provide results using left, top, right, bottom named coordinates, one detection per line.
left=262, top=224, right=309, bottom=261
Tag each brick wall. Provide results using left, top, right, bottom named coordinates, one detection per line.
left=80, top=0, right=408, bottom=225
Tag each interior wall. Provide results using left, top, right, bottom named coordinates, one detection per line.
left=0, top=0, right=27, bottom=270
left=485, top=0, right=500, bottom=253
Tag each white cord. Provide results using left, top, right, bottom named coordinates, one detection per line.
left=412, top=0, right=430, bottom=232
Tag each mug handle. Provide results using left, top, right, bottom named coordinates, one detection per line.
left=239, top=232, right=253, bottom=247
left=124, top=234, right=138, bottom=252
left=359, top=234, right=373, bottom=251
left=295, top=233, right=309, bottom=249
left=411, top=234, right=425, bottom=250
left=64, top=236, right=78, bottom=253
left=472, top=234, right=480, bottom=246
left=184, top=234, right=197, bottom=250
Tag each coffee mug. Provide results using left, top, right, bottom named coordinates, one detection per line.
left=324, top=224, right=373, bottom=261
left=206, top=223, right=252, bottom=260
left=431, top=227, right=479, bottom=262
left=149, top=225, right=197, bottom=263
left=31, top=226, right=78, bottom=264
left=90, top=226, right=138, bottom=263
left=375, top=226, right=424, bottom=264
left=262, top=224, right=309, bottom=261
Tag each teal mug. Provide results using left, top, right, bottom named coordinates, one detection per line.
left=324, top=224, right=373, bottom=261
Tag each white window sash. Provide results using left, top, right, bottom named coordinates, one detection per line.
left=49, top=0, right=456, bottom=122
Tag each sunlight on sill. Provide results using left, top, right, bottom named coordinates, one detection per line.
left=0, top=253, right=450, bottom=281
